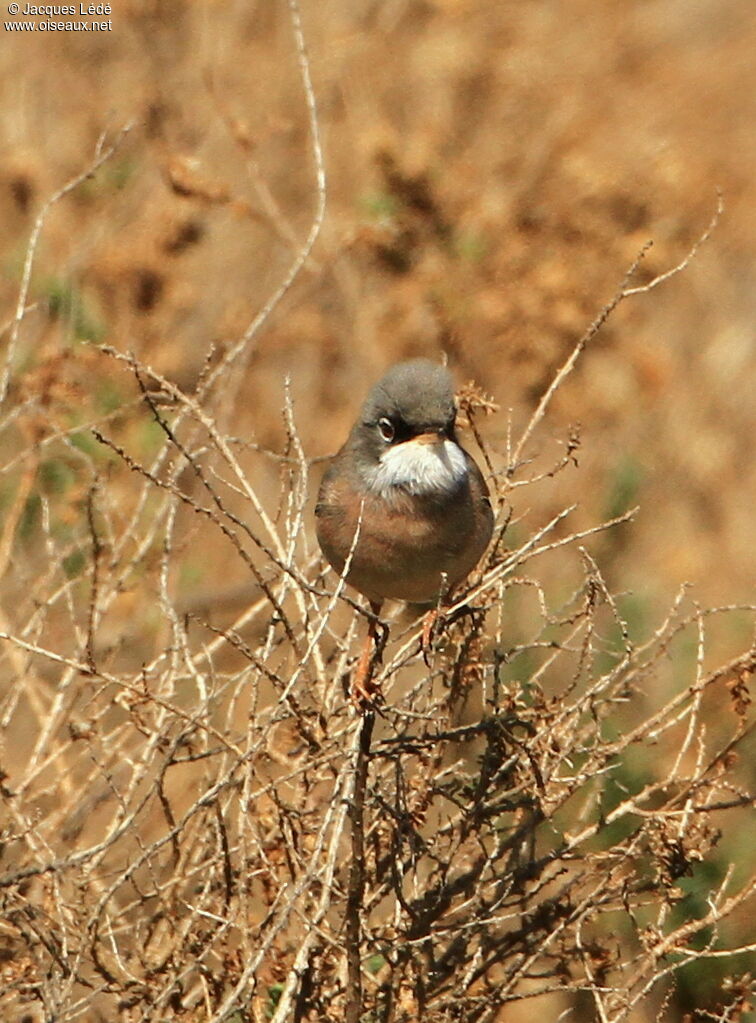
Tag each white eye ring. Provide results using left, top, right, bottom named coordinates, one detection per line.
left=378, top=417, right=395, bottom=442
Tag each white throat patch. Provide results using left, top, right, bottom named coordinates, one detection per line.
left=366, top=438, right=468, bottom=497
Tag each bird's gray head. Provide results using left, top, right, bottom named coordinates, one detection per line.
left=360, top=359, right=457, bottom=436
left=350, top=359, right=467, bottom=497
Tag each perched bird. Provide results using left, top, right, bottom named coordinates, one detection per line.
left=316, top=359, right=493, bottom=702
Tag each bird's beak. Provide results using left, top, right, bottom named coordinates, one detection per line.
left=413, top=429, right=447, bottom=446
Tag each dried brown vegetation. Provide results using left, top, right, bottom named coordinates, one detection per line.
left=1, top=2, right=755, bottom=1022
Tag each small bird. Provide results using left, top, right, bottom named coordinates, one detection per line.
left=316, top=359, right=494, bottom=702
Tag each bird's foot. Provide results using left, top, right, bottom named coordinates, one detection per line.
left=421, top=608, right=442, bottom=666
left=421, top=602, right=482, bottom=665
left=351, top=675, right=383, bottom=710
left=351, top=646, right=383, bottom=709
left=351, top=611, right=387, bottom=710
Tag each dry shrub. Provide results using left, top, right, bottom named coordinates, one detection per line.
left=1, top=6, right=754, bottom=1023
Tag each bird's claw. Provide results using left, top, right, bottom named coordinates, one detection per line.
left=351, top=617, right=386, bottom=710
left=421, top=608, right=442, bottom=666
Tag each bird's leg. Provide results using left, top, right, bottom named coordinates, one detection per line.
left=352, top=600, right=386, bottom=708
left=421, top=578, right=478, bottom=665
left=421, top=607, right=441, bottom=666
left=421, top=578, right=452, bottom=666
left=422, top=597, right=484, bottom=665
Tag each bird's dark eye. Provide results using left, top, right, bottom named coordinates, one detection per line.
left=378, top=417, right=395, bottom=442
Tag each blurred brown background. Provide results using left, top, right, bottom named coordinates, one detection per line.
left=1, top=0, right=754, bottom=620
